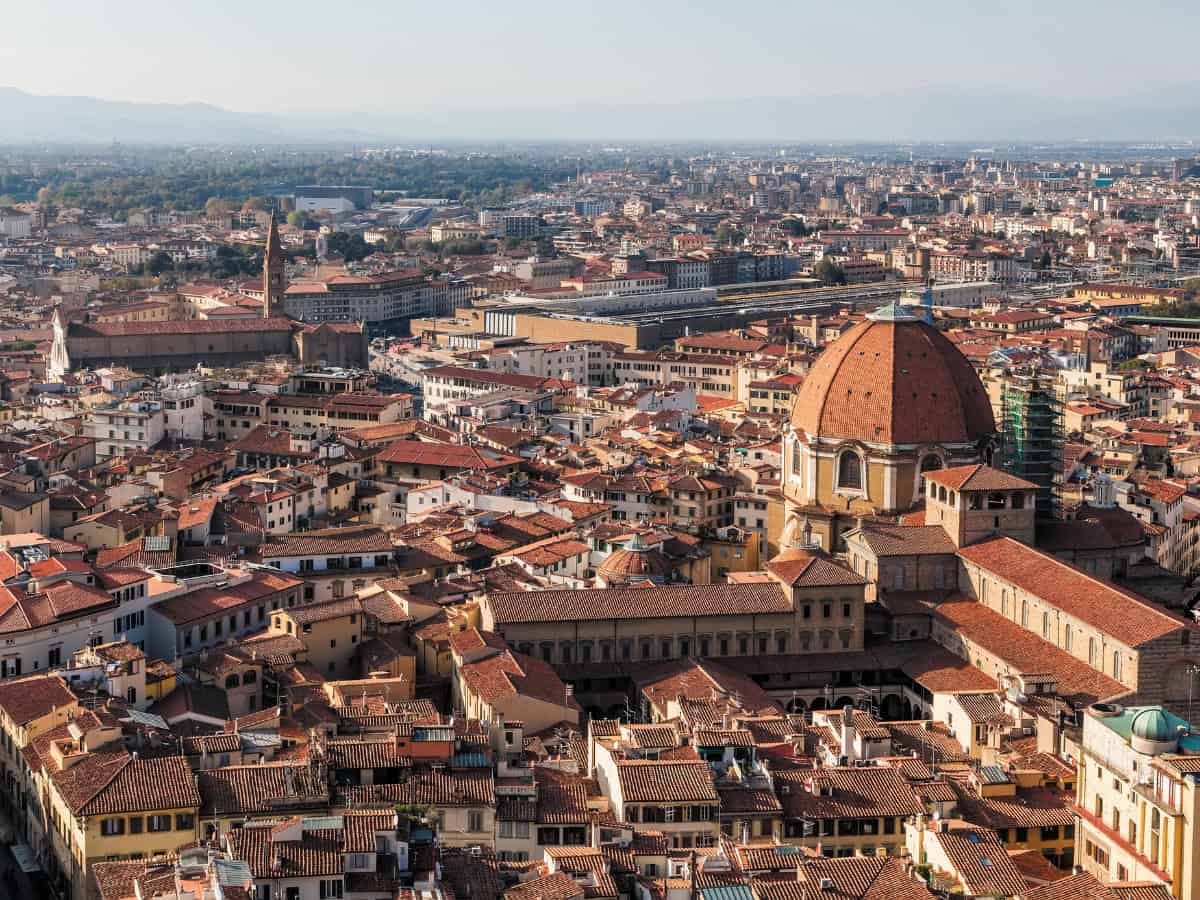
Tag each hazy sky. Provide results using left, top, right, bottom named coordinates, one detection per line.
left=3, top=0, right=1198, bottom=112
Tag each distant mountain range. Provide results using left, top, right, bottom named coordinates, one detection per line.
left=3, top=85, right=1200, bottom=144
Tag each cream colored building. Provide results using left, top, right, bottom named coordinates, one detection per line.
left=782, top=302, right=995, bottom=552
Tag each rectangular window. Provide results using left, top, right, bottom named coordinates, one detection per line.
left=148, top=815, right=171, bottom=832
left=176, top=813, right=195, bottom=831
left=318, top=881, right=344, bottom=900
left=101, top=817, right=125, bottom=836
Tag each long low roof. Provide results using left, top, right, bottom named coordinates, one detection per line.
left=68, top=317, right=295, bottom=337
left=487, top=582, right=791, bottom=624
left=957, top=535, right=1189, bottom=648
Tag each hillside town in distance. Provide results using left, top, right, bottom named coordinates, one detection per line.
left=3, top=144, right=1200, bottom=900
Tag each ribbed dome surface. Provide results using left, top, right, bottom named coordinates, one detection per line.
left=598, top=545, right=671, bottom=581
left=790, top=314, right=994, bottom=445
left=1131, top=708, right=1172, bottom=742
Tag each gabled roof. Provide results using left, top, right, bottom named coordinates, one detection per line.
left=923, top=463, right=1037, bottom=492
left=766, top=548, right=867, bottom=586
left=957, top=535, right=1189, bottom=647
left=616, top=760, right=718, bottom=803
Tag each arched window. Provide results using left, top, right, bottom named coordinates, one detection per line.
left=243, top=670, right=257, bottom=686
left=920, top=454, right=943, bottom=473
left=1064, top=626, right=1073, bottom=651
left=837, top=451, right=863, bottom=490
left=126, top=687, right=136, bottom=704
left=1112, top=650, right=1122, bottom=681
left=225, top=674, right=240, bottom=689
left=791, top=442, right=802, bottom=475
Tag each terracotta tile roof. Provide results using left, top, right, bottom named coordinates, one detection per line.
left=72, top=317, right=294, bottom=337
left=924, top=464, right=1037, bottom=492
left=853, top=524, right=957, bottom=557
left=506, top=871, right=585, bottom=900
left=636, top=658, right=782, bottom=719
left=181, top=732, right=242, bottom=756
left=227, top=822, right=344, bottom=879
left=341, top=810, right=397, bottom=852
left=337, top=766, right=494, bottom=807
left=616, top=760, right=718, bottom=804
left=900, top=647, right=997, bottom=694
left=325, top=738, right=412, bottom=770
left=1005, top=751, right=1074, bottom=779
left=765, top=548, right=867, bottom=586
left=283, top=595, right=363, bottom=625
left=460, top=648, right=574, bottom=708
left=487, top=582, right=790, bottom=624
left=377, top=439, right=520, bottom=470
left=775, top=765, right=923, bottom=820
left=732, top=844, right=806, bottom=873
left=790, top=315, right=994, bottom=445
left=0, top=673, right=75, bottom=725
left=197, top=763, right=328, bottom=817
left=927, top=825, right=1026, bottom=898
left=82, top=754, right=199, bottom=815
left=1025, top=873, right=1172, bottom=900
left=536, top=766, right=590, bottom=824
left=934, top=597, right=1129, bottom=705
left=626, top=724, right=681, bottom=750
left=257, top=524, right=393, bottom=558
left=152, top=570, right=303, bottom=624
left=953, top=692, right=1009, bottom=725
left=92, top=861, right=178, bottom=900
left=717, top=785, right=782, bottom=814
left=753, top=857, right=935, bottom=899
left=955, top=784, right=1075, bottom=829
left=51, top=750, right=198, bottom=817
left=957, top=536, right=1189, bottom=647
left=882, top=721, right=972, bottom=763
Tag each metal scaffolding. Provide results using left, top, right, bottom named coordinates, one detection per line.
left=998, top=365, right=1064, bottom=518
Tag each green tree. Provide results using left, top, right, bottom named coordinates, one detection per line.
left=1020, top=205, right=1036, bottom=216
left=325, top=231, right=372, bottom=262
left=286, top=210, right=306, bottom=228
left=146, top=251, right=174, bottom=276
left=242, top=196, right=267, bottom=212
left=813, top=257, right=846, bottom=286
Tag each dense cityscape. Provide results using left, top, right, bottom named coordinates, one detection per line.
left=1, top=134, right=1200, bottom=900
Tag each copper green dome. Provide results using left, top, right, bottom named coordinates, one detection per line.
left=1131, top=708, right=1173, bottom=743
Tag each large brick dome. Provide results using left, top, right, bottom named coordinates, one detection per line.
left=790, top=304, right=994, bottom=446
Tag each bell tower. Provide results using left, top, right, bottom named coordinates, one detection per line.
left=263, top=212, right=285, bottom=318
